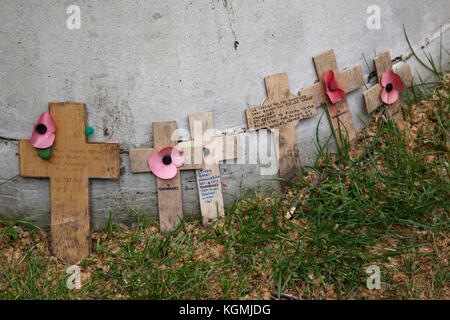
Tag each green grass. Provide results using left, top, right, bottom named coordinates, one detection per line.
left=0, top=32, right=449, bottom=300
left=1, top=81, right=448, bottom=299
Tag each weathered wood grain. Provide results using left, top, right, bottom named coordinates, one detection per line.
left=129, top=121, right=204, bottom=233
left=189, top=113, right=225, bottom=227
left=245, top=73, right=316, bottom=181
left=362, top=51, right=413, bottom=130
left=299, top=65, right=364, bottom=107
left=19, top=102, right=120, bottom=263
left=307, top=49, right=364, bottom=147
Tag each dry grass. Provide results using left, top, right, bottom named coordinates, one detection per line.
left=0, top=75, right=448, bottom=300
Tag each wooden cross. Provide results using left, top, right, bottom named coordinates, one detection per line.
left=129, top=121, right=204, bottom=233
left=299, top=49, right=364, bottom=147
left=245, top=73, right=316, bottom=182
left=363, top=51, right=413, bottom=130
left=188, top=112, right=240, bottom=227
left=19, top=103, right=120, bottom=263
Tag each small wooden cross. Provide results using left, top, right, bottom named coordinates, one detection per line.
left=299, top=49, right=365, bottom=147
left=129, top=121, right=204, bottom=233
left=363, top=51, right=413, bottom=130
left=19, top=103, right=120, bottom=263
left=245, top=73, right=316, bottom=182
left=188, top=112, right=241, bottom=227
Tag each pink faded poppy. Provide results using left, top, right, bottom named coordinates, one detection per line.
left=148, top=146, right=185, bottom=180
left=380, top=70, right=404, bottom=104
left=30, top=112, right=56, bottom=149
left=324, top=70, right=345, bottom=104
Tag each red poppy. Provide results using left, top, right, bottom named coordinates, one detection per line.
left=324, top=70, right=345, bottom=104
left=380, top=70, right=404, bottom=104
left=30, top=112, right=56, bottom=149
left=148, top=147, right=185, bottom=179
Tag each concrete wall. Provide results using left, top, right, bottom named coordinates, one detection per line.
left=1, top=0, right=449, bottom=229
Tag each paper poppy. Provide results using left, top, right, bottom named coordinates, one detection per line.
left=30, top=112, right=56, bottom=149
left=148, top=146, right=185, bottom=180
left=380, top=70, right=404, bottom=105
left=324, top=70, right=345, bottom=104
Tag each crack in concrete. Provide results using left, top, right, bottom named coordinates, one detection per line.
left=219, top=0, right=238, bottom=50
left=1, top=23, right=448, bottom=158
left=0, top=135, right=19, bottom=142
left=403, top=20, right=450, bottom=61
left=365, top=22, right=449, bottom=84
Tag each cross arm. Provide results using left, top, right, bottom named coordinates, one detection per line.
left=363, top=84, right=383, bottom=113
left=339, top=65, right=365, bottom=93
left=363, top=64, right=413, bottom=113
left=246, top=93, right=316, bottom=131
left=374, top=51, right=413, bottom=86
left=18, top=140, right=50, bottom=178
left=129, top=148, right=154, bottom=173
left=129, top=144, right=204, bottom=173
left=245, top=104, right=268, bottom=131
left=86, top=142, right=121, bottom=179
left=299, top=65, right=364, bottom=108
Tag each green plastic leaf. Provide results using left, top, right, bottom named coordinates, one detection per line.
left=37, top=147, right=51, bottom=160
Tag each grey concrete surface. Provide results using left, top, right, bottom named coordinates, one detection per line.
left=0, top=0, right=449, bottom=228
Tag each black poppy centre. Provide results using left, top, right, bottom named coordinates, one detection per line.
left=162, top=155, right=172, bottom=165
left=386, top=83, right=393, bottom=92
left=36, top=124, right=47, bottom=134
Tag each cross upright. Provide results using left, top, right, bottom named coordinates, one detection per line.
left=299, top=49, right=365, bottom=148
left=19, top=103, right=120, bottom=263
left=363, top=51, right=413, bottom=130
left=245, top=73, right=316, bottom=182
left=188, top=112, right=241, bottom=227
left=129, top=121, right=204, bottom=233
